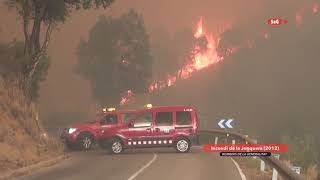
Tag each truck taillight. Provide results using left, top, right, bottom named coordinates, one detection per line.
left=194, top=112, right=199, bottom=133
left=193, top=112, right=199, bottom=133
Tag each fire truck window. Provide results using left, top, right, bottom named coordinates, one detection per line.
left=176, top=111, right=192, bottom=125
left=121, top=113, right=135, bottom=124
left=132, top=112, right=152, bottom=128
left=155, top=112, right=173, bottom=126
left=101, top=114, right=118, bottom=125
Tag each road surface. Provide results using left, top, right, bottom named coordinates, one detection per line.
left=15, top=147, right=245, bottom=180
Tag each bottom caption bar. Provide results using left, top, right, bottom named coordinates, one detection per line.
left=220, top=152, right=271, bottom=157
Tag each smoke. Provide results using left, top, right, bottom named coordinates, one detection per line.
left=146, top=0, right=320, bottom=144
left=1, top=0, right=319, bottom=136
left=34, top=0, right=264, bottom=123
left=214, top=0, right=320, bottom=141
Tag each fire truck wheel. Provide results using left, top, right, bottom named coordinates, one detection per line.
left=77, top=133, right=93, bottom=150
left=109, top=138, right=123, bottom=154
left=175, top=138, right=190, bottom=153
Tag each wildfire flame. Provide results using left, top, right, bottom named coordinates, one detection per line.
left=118, top=2, right=318, bottom=106
left=313, top=2, right=319, bottom=14
left=119, top=17, right=223, bottom=105
left=194, top=17, right=204, bottom=38
left=296, top=13, right=303, bottom=27
left=119, top=90, right=134, bottom=106
left=148, top=17, right=222, bottom=93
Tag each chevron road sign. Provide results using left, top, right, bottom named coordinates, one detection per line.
left=218, top=119, right=234, bottom=128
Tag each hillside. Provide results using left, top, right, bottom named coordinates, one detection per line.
left=0, top=77, right=62, bottom=173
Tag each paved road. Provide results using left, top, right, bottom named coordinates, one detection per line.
left=15, top=147, right=244, bottom=180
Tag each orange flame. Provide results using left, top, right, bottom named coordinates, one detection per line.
left=120, top=17, right=224, bottom=105
left=146, top=17, right=223, bottom=94
left=295, top=13, right=303, bottom=27
left=194, top=17, right=204, bottom=38
left=313, top=2, right=319, bottom=14
left=119, top=90, right=134, bottom=106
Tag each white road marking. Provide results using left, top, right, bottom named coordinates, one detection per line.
left=231, top=158, right=248, bottom=180
left=195, top=146, right=247, bottom=180
left=127, top=153, right=157, bottom=180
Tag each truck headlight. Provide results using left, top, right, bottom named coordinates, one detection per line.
left=68, top=128, right=77, bottom=134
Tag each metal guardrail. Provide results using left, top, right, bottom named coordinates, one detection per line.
left=199, top=129, right=305, bottom=180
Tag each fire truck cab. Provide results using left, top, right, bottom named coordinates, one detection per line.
left=100, top=105, right=199, bottom=154
left=60, top=107, right=136, bottom=150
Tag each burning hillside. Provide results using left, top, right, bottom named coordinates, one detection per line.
left=120, top=17, right=223, bottom=105
left=119, top=1, right=319, bottom=106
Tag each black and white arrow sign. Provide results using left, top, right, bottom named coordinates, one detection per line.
left=218, top=119, right=234, bottom=128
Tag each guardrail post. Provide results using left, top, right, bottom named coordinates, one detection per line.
left=232, top=139, right=236, bottom=145
left=272, top=154, right=280, bottom=180
left=252, top=139, right=258, bottom=159
left=214, top=137, right=218, bottom=145
left=260, top=160, right=265, bottom=172
left=225, top=133, right=229, bottom=143
left=245, top=135, right=249, bottom=144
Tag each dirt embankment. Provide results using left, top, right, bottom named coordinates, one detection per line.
left=0, top=77, right=63, bottom=173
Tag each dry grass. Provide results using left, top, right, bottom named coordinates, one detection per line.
left=305, top=165, right=318, bottom=180
left=0, top=77, right=63, bottom=173
left=233, top=157, right=272, bottom=180
left=234, top=157, right=319, bottom=180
